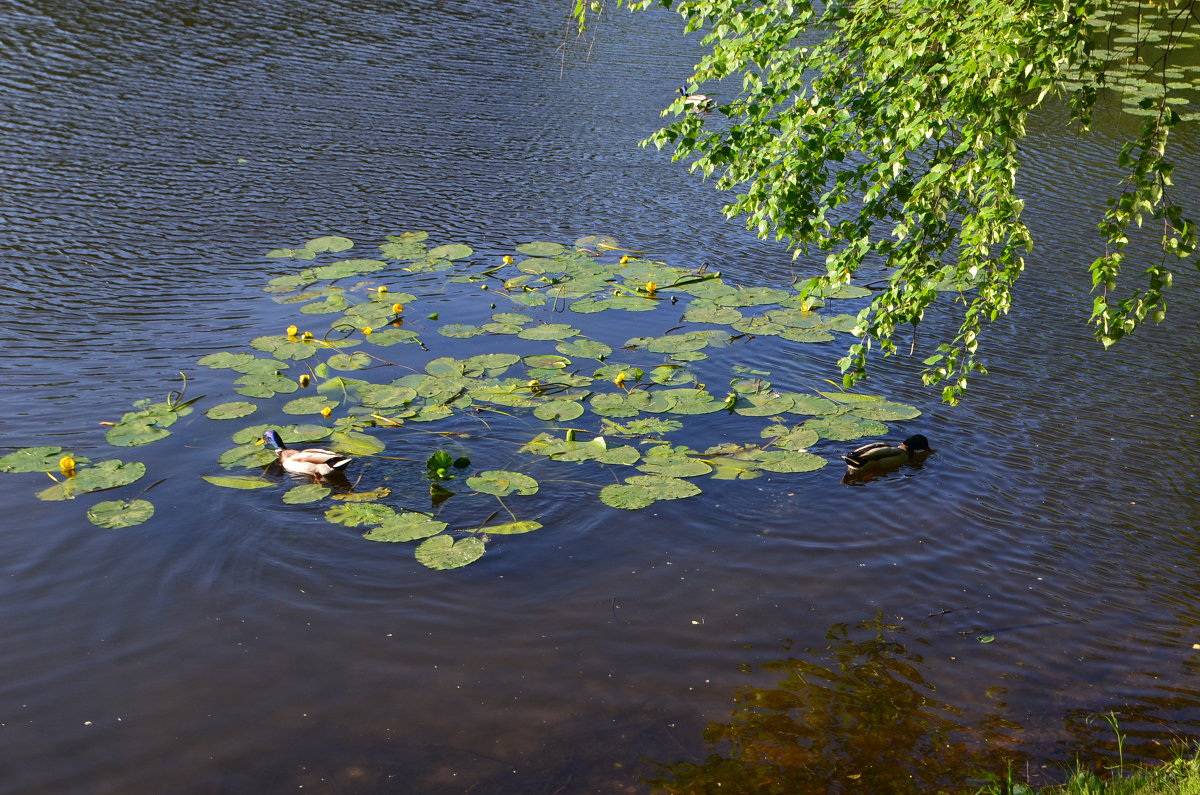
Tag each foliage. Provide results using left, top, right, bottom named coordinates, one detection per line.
left=577, top=0, right=1197, bottom=403
left=0, top=233, right=926, bottom=567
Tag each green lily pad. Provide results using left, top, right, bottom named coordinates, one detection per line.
left=329, top=430, right=386, bottom=455
left=305, top=235, right=354, bottom=253
left=467, top=470, right=539, bottom=496
left=469, top=520, right=543, bottom=535
left=327, top=352, right=372, bottom=371
left=439, top=323, right=485, bottom=338
left=206, top=401, right=258, bottom=420
left=492, top=312, right=532, bottom=326
left=848, top=400, right=923, bottom=421
left=250, top=335, right=320, bottom=360
left=802, top=415, right=888, bottom=441
left=103, top=421, right=170, bottom=448
left=282, top=396, right=339, bottom=415
left=364, top=512, right=449, bottom=542
left=358, top=384, right=418, bottom=408
left=201, top=474, right=274, bottom=490
left=533, top=400, right=585, bottom=421
left=325, top=503, right=397, bottom=527
left=556, top=339, right=612, bottom=359
left=516, top=242, right=567, bottom=257
left=0, top=446, right=72, bottom=473
left=751, top=450, right=828, bottom=473
left=518, top=323, right=579, bottom=341
left=234, top=373, right=300, bottom=398
left=414, top=535, right=486, bottom=570
left=332, top=487, right=392, bottom=502
left=87, top=498, right=155, bottom=528
left=365, top=328, right=422, bottom=346
left=282, top=484, right=332, bottom=504
left=219, top=444, right=276, bottom=469
left=733, top=393, right=796, bottom=417
left=310, top=259, right=387, bottom=279
left=762, top=424, right=820, bottom=450
left=35, top=460, right=146, bottom=501
left=599, top=475, right=701, bottom=510
left=427, top=243, right=473, bottom=260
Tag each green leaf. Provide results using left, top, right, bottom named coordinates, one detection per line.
left=332, top=487, right=392, bottom=502
left=414, top=535, right=486, bottom=570
left=329, top=430, right=386, bottom=455
left=201, top=474, right=274, bottom=490
left=0, top=446, right=72, bottom=473
left=282, top=396, right=339, bottom=415
left=87, top=499, right=155, bottom=528
left=533, top=400, right=585, bottom=421
left=327, top=352, right=372, bottom=371
left=517, top=323, right=580, bottom=341
left=206, top=401, right=258, bottom=420
left=364, top=512, right=449, bottom=542
left=469, top=520, right=543, bottom=535
left=234, top=372, right=300, bottom=398
left=427, top=243, right=474, bottom=260
left=105, top=421, right=171, bottom=447
left=36, top=460, right=146, bottom=500
left=282, top=484, right=332, bottom=504
left=325, top=503, right=396, bottom=527
left=305, top=235, right=354, bottom=253
left=556, top=339, right=612, bottom=359
left=599, top=475, right=701, bottom=509
left=219, top=443, right=276, bottom=469
left=467, top=470, right=539, bottom=496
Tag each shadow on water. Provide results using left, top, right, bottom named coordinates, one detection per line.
left=645, top=615, right=1023, bottom=794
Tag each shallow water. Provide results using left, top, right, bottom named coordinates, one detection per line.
left=3, top=0, right=1200, bottom=792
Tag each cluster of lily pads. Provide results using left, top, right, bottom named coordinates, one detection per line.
left=0, top=233, right=921, bottom=570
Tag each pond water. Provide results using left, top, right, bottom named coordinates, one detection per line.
left=3, top=0, right=1200, bottom=792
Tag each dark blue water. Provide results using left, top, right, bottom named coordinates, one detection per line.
left=3, top=0, right=1200, bottom=792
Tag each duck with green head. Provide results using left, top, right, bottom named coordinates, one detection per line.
left=677, top=84, right=715, bottom=111
left=263, top=429, right=352, bottom=477
left=842, top=434, right=931, bottom=475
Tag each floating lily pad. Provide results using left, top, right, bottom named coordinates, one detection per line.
left=364, top=512, right=449, bottom=542
left=469, top=520, right=543, bottom=535
left=281, top=396, right=338, bottom=415
left=414, top=535, right=486, bottom=570
left=0, top=446, right=78, bottom=473
left=599, top=475, right=701, bottom=510
left=732, top=393, right=795, bottom=417
left=439, top=323, right=485, bottom=338
left=802, top=415, right=888, bottom=441
left=467, top=470, right=539, bottom=496
left=332, top=487, right=391, bottom=502
left=36, top=460, right=146, bottom=501
left=327, top=352, right=372, bottom=371
left=219, top=444, right=276, bottom=469
left=556, top=339, right=612, bottom=359
left=325, top=503, right=396, bottom=527
left=516, top=242, right=567, bottom=257
left=358, top=384, right=418, bottom=408
left=234, top=373, right=300, bottom=398
left=87, top=498, right=155, bottom=528
left=518, top=323, right=579, bottom=341
left=427, top=243, right=473, bottom=260
left=329, top=430, right=386, bottom=455
left=751, top=450, right=827, bottom=473
left=282, top=484, right=332, bottom=504
left=533, top=400, right=585, bottom=421
left=201, top=474, right=274, bottom=490
left=365, top=328, right=422, bottom=346
left=206, top=401, right=258, bottom=420
left=305, top=235, right=354, bottom=253
left=310, top=259, right=387, bottom=279
left=250, top=335, right=320, bottom=360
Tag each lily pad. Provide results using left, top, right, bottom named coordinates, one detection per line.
left=414, top=535, right=486, bottom=570
left=556, top=339, right=612, bottom=359
left=219, top=444, right=276, bottom=469
left=36, top=460, right=146, bottom=500
left=282, top=484, right=332, bottom=504
left=87, top=498, right=155, bottom=528
left=206, top=401, right=258, bottom=420
left=201, top=474, right=274, bottom=490
left=533, top=400, right=585, bottom=422
left=325, top=503, right=396, bottom=527
left=427, top=243, right=473, bottom=260
left=234, top=373, right=300, bottom=398
left=0, top=446, right=76, bottom=473
left=332, top=487, right=392, bottom=502
left=467, top=470, right=539, bottom=496
left=469, top=520, right=543, bottom=535
left=282, top=396, right=339, bottom=415
left=599, top=475, right=701, bottom=510
left=364, top=512, right=448, bottom=542
left=329, top=430, right=386, bottom=455
left=518, top=323, right=579, bottom=341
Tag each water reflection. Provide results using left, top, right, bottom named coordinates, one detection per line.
left=648, top=616, right=1021, bottom=794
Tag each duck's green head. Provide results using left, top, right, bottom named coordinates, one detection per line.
left=902, top=434, right=930, bottom=453
left=263, top=429, right=286, bottom=450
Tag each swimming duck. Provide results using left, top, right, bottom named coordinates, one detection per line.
left=262, top=429, right=352, bottom=477
left=677, top=85, right=716, bottom=111
left=842, top=434, right=931, bottom=473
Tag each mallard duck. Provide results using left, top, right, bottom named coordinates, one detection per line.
left=262, top=429, right=351, bottom=477
left=677, top=85, right=716, bottom=111
left=842, top=434, right=931, bottom=472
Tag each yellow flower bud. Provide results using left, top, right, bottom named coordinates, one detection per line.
left=59, top=455, right=76, bottom=477
left=614, top=372, right=627, bottom=388
left=286, top=325, right=299, bottom=340
left=645, top=281, right=657, bottom=295
left=619, top=255, right=631, bottom=264
left=527, top=379, right=541, bottom=392
left=299, top=374, right=311, bottom=387
left=503, top=255, right=514, bottom=265
left=378, top=285, right=388, bottom=293
left=320, top=406, right=332, bottom=419
left=362, top=326, right=373, bottom=335
left=391, top=303, right=404, bottom=314
left=302, top=331, right=314, bottom=340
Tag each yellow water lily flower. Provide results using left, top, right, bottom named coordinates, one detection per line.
left=320, top=406, right=332, bottom=419
left=527, top=379, right=541, bottom=393
left=378, top=285, right=388, bottom=294
left=503, top=255, right=514, bottom=265
left=619, top=255, right=631, bottom=265
left=614, top=372, right=627, bottom=389
left=59, top=455, right=76, bottom=477
left=286, top=325, right=299, bottom=340
left=644, top=281, right=657, bottom=295
left=299, top=374, right=311, bottom=387
left=362, top=326, right=373, bottom=335
left=302, top=331, right=314, bottom=341
left=391, top=303, right=404, bottom=314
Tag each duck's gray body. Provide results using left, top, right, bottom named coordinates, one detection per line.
left=842, top=434, right=931, bottom=471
